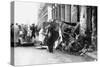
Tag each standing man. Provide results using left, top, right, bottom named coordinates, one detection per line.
left=30, top=24, right=36, bottom=38
left=47, top=20, right=59, bottom=53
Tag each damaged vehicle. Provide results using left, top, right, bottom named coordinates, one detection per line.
left=56, top=22, right=91, bottom=55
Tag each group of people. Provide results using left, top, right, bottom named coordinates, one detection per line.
left=38, top=19, right=62, bottom=53
left=11, top=20, right=61, bottom=51
left=11, top=19, right=89, bottom=54
left=10, top=19, right=72, bottom=53
left=39, top=19, right=91, bottom=54
left=11, top=23, right=38, bottom=46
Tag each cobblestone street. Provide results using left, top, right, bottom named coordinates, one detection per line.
left=14, top=47, right=95, bottom=66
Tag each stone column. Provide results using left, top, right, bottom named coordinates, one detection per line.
left=65, top=5, right=71, bottom=22
left=59, top=5, right=61, bottom=21
left=57, top=5, right=59, bottom=20
left=71, top=5, right=78, bottom=23
left=47, top=6, right=52, bottom=21
left=91, top=7, right=97, bottom=50
left=61, top=4, right=65, bottom=21
left=80, top=6, right=87, bottom=36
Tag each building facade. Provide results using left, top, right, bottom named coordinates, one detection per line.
left=38, top=3, right=52, bottom=28
left=51, top=4, right=79, bottom=23
left=52, top=4, right=97, bottom=50
left=38, top=3, right=97, bottom=50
